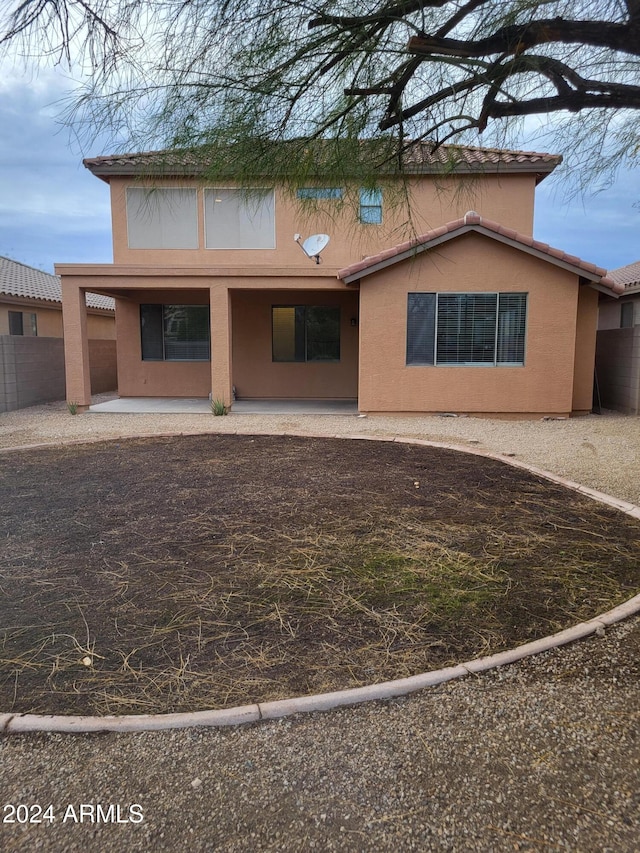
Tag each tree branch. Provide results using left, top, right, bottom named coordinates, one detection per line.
left=408, top=19, right=636, bottom=59
left=487, top=88, right=640, bottom=119
left=309, top=0, right=451, bottom=31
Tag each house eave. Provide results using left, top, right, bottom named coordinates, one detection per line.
left=340, top=223, right=618, bottom=295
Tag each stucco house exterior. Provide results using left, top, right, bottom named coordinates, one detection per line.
left=596, top=260, right=640, bottom=414
left=57, top=143, right=622, bottom=416
left=0, top=256, right=116, bottom=412
left=1, top=255, right=115, bottom=339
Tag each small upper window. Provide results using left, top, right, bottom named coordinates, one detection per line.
left=297, top=188, right=343, bottom=200
left=359, top=188, right=383, bottom=224
left=621, top=302, right=634, bottom=328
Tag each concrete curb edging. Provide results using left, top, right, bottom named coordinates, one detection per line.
left=3, top=597, right=639, bottom=734
left=2, top=430, right=639, bottom=734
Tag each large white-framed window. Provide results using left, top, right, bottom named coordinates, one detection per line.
left=204, top=188, right=275, bottom=249
left=126, top=187, right=199, bottom=249
left=407, top=292, right=527, bottom=366
left=140, top=304, right=210, bottom=361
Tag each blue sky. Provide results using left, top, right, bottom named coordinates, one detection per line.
left=1, top=64, right=639, bottom=275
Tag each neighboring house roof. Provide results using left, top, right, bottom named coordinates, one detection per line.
left=0, top=256, right=115, bottom=311
left=338, top=211, right=621, bottom=295
left=83, top=142, right=561, bottom=184
left=608, top=260, right=640, bottom=294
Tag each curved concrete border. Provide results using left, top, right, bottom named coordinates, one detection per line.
left=2, top=430, right=639, bottom=734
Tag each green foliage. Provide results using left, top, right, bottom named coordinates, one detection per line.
left=66, top=401, right=79, bottom=415
left=210, top=398, right=228, bottom=416
left=2, top=1, right=640, bottom=184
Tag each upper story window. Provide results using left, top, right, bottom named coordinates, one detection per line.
left=359, top=188, right=383, bottom=224
left=204, top=189, right=275, bottom=249
left=407, top=292, right=527, bottom=366
left=8, top=311, right=37, bottom=336
left=126, top=188, right=198, bottom=249
left=297, top=188, right=343, bottom=200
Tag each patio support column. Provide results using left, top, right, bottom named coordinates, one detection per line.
left=210, top=283, right=232, bottom=406
left=61, top=277, right=92, bottom=408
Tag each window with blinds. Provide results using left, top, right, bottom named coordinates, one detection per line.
left=407, top=292, right=527, bottom=366
left=272, top=306, right=340, bottom=362
left=140, top=305, right=210, bottom=361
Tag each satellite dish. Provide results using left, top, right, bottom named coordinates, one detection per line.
left=294, top=233, right=330, bottom=264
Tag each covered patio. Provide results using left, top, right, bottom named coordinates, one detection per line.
left=58, top=265, right=360, bottom=410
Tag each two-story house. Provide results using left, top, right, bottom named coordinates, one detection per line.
left=57, top=143, right=622, bottom=416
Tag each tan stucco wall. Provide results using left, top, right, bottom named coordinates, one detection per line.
left=112, top=282, right=359, bottom=400
left=115, top=289, right=212, bottom=397
left=231, top=289, right=359, bottom=399
left=572, top=287, right=599, bottom=413
left=87, top=312, right=117, bottom=339
left=357, top=233, right=583, bottom=415
left=108, top=174, right=537, bottom=267
left=0, top=302, right=63, bottom=336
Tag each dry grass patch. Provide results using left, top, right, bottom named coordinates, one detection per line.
left=0, top=434, right=638, bottom=715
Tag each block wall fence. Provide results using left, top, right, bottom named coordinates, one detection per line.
left=0, top=336, right=117, bottom=413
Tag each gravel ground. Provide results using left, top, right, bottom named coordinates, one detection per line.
left=0, top=399, right=639, bottom=852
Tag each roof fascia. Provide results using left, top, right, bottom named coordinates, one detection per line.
left=84, top=159, right=559, bottom=183
left=0, top=293, right=60, bottom=308
left=586, top=280, right=620, bottom=297
left=402, top=161, right=558, bottom=183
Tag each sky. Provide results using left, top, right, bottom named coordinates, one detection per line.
left=1, top=64, right=639, bottom=276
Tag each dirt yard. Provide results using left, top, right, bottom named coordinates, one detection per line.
left=1, top=433, right=638, bottom=716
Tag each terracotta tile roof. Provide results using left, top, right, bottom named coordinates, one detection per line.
left=83, top=149, right=206, bottom=174
left=0, top=256, right=115, bottom=311
left=401, top=143, right=561, bottom=171
left=608, top=260, right=640, bottom=291
left=338, top=211, right=621, bottom=294
left=83, top=142, right=561, bottom=181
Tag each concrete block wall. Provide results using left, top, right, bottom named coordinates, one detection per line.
left=0, top=336, right=65, bottom=412
left=595, top=327, right=640, bottom=414
left=0, top=336, right=117, bottom=413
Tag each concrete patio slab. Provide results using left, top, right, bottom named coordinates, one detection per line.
left=90, top=397, right=211, bottom=413
left=89, top=398, right=359, bottom=415
left=231, top=399, right=358, bottom=415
